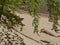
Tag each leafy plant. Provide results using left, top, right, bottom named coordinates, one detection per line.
left=0, top=0, right=25, bottom=45
left=0, top=29, right=25, bottom=45
left=25, top=0, right=41, bottom=33
left=47, top=0, right=60, bottom=32
left=0, top=0, right=25, bottom=30
left=0, top=0, right=60, bottom=45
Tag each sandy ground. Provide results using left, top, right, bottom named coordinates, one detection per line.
left=0, top=12, right=60, bottom=45
left=16, top=12, right=60, bottom=45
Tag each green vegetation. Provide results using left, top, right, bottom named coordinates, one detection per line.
left=0, top=0, right=60, bottom=45
left=47, top=0, right=60, bottom=32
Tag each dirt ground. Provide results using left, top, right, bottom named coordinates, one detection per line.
left=0, top=12, right=60, bottom=45
left=15, top=12, right=60, bottom=45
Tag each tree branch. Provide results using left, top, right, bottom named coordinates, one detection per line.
left=40, top=40, right=50, bottom=43
left=40, top=28, right=60, bottom=37
left=12, top=27, right=40, bottom=44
